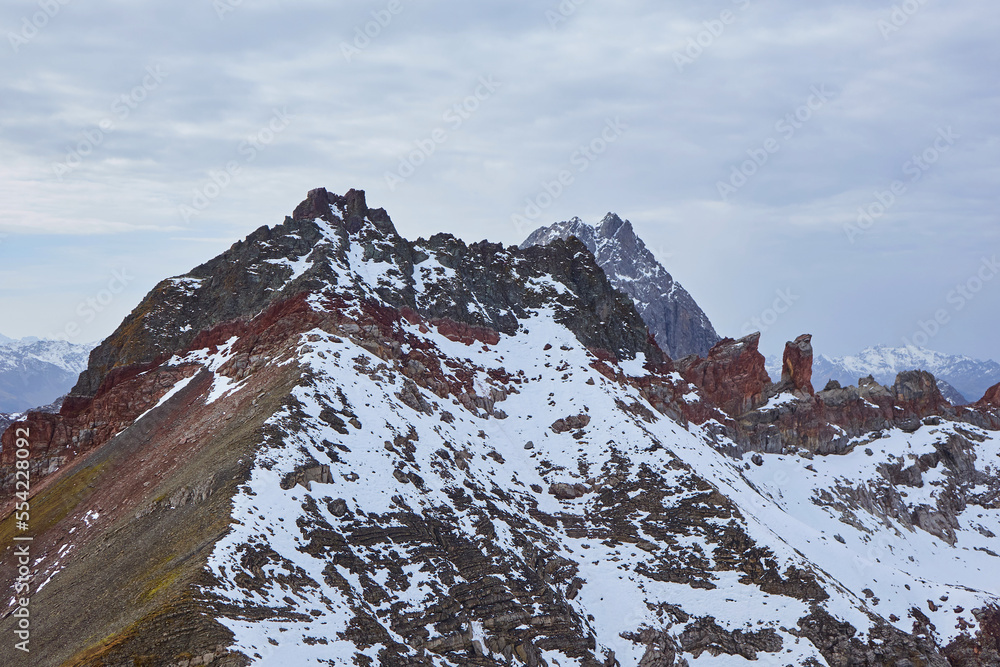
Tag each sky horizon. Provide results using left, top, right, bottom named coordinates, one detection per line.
left=1, top=1, right=998, bottom=362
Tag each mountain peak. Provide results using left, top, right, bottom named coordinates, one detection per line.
left=596, top=211, right=630, bottom=238
left=523, top=214, right=720, bottom=358
left=0, top=338, right=94, bottom=412
left=70, top=188, right=662, bottom=401
left=291, top=186, right=395, bottom=236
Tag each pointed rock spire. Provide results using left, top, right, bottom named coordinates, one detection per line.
left=781, top=334, right=815, bottom=396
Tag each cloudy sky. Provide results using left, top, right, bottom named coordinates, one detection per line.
left=1, top=0, right=998, bottom=363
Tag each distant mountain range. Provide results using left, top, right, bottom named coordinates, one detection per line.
left=522, top=214, right=720, bottom=358
left=0, top=335, right=94, bottom=412
left=767, top=345, right=1000, bottom=405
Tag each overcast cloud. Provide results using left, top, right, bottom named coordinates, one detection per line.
left=1, top=0, right=998, bottom=362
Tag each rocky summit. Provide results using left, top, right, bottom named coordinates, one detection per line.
left=522, top=214, right=720, bottom=359
left=2, top=189, right=1000, bottom=667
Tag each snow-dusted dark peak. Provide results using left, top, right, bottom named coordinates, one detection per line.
left=519, top=216, right=595, bottom=250
left=71, top=189, right=663, bottom=399
left=522, top=212, right=638, bottom=252
left=524, top=214, right=721, bottom=358
left=596, top=211, right=630, bottom=238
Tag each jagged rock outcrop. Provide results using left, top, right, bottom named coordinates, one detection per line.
left=522, top=214, right=720, bottom=358
left=769, top=345, right=1000, bottom=406
left=891, top=369, right=951, bottom=415
left=677, top=618, right=782, bottom=660
left=976, top=382, right=1000, bottom=409
left=778, top=333, right=815, bottom=396
left=735, top=334, right=957, bottom=454
left=675, top=333, right=771, bottom=417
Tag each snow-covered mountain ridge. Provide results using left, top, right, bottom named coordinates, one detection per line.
left=0, top=336, right=94, bottom=412
left=1, top=189, right=999, bottom=666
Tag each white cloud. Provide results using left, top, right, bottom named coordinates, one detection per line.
left=0, top=0, right=997, bottom=360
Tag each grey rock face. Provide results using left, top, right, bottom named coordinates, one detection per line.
left=937, top=378, right=968, bottom=405
left=522, top=214, right=720, bottom=359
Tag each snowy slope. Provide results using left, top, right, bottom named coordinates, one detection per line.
left=204, top=312, right=1000, bottom=665
left=205, top=319, right=833, bottom=665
